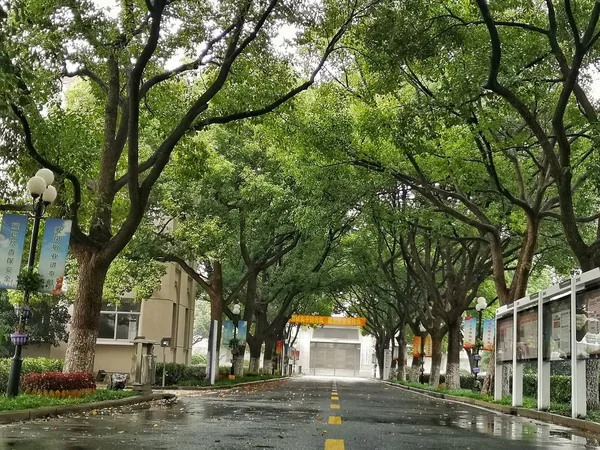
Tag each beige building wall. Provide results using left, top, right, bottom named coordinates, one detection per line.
left=28, top=262, right=197, bottom=375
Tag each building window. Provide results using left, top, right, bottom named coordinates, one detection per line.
left=98, top=299, right=141, bottom=341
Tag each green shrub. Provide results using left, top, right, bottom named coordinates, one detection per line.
left=190, top=354, right=206, bottom=365
left=155, top=363, right=207, bottom=386
left=0, top=357, right=64, bottom=393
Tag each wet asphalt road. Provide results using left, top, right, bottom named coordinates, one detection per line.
left=0, top=377, right=599, bottom=449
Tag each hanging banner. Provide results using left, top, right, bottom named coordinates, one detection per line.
left=482, top=319, right=495, bottom=351
left=276, top=340, right=283, bottom=355
left=412, top=336, right=433, bottom=357
left=424, top=335, right=432, bottom=357
left=0, top=214, right=28, bottom=290
left=289, top=315, right=366, bottom=327
left=38, top=219, right=72, bottom=294
left=237, top=320, right=248, bottom=346
left=463, top=317, right=477, bottom=350
left=222, top=320, right=234, bottom=347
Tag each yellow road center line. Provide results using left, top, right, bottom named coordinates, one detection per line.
left=328, top=416, right=342, bottom=425
left=330, top=404, right=340, bottom=409
left=331, top=396, right=339, bottom=401
left=325, top=439, right=345, bottom=450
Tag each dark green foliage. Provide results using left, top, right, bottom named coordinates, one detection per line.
left=190, top=354, right=206, bottom=365
left=522, top=374, right=572, bottom=404
left=0, top=291, right=70, bottom=357
left=0, top=357, right=63, bottom=393
left=154, top=363, right=207, bottom=386
left=416, top=373, right=573, bottom=404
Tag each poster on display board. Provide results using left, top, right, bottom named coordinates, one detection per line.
left=576, top=286, right=600, bottom=357
left=517, top=307, right=538, bottom=361
left=463, top=317, right=477, bottom=350
left=543, top=296, right=570, bottom=361
left=496, top=316, right=513, bottom=362
left=482, top=319, right=495, bottom=351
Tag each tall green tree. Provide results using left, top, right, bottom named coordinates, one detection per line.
left=0, top=0, right=368, bottom=371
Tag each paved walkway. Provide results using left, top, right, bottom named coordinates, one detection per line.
left=0, top=377, right=598, bottom=449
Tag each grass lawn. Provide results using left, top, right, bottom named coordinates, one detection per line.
left=0, top=389, right=139, bottom=412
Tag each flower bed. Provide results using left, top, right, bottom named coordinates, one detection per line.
left=22, top=372, right=96, bottom=398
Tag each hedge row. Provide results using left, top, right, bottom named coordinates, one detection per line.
left=155, top=363, right=207, bottom=386
left=417, top=373, right=571, bottom=404
left=0, top=358, right=64, bottom=393
left=22, top=372, right=95, bottom=393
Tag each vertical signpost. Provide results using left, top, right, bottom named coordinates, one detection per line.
left=572, top=273, right=587, bottom=418
left=537, top=292, right=550, bottom=410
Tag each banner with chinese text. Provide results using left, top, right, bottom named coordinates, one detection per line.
left=222, top=320, right=234, bottom=347
left=0, top=214, right=28, bottom=290
left=38, top=219, right=72, bottom=294
left=463, top=317, right=477, bottom=350
left=290, top=315, right=366, bottom=326
left=237, top=320, right=248, bottom=346
left=482, top=319, right=495, bottom=351
left=412, top=336, right=432, bottom=357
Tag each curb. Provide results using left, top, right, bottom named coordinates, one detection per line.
left=0, top=392, right=176, bottom=425
left=384, top=381, right=600, bottom=436
left=158, top=376, right=286, bottom=391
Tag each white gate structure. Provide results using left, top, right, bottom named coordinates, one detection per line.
left=495, top=267, right=600, bottom=418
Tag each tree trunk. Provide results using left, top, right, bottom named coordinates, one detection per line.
left=247, top=337, right=262, bottom=373
left=205, top=261, right=223, bottom=381
left=263, top=336, right=275, bottom=373
left=502, top=363, right=512, bottom=397
left=234, top=345, right=245, bottom=377
left=481, top=349, right=495, bottom=396
left=375, top=340, right=387, bottom=380
left=587, top=359, right=600, bottom=410
left=409, top=355, right=420, bottom=382
left=465, top=348, right=475, bottom=373
left=63, top=254, right=109, bottom=373
left=429, top=334, right=443, bottom=387
left=390, top=338, right=397, bottom=370
left=396, top=333, right=406, bottom=381
left=445, top=320, right=462, bottom=389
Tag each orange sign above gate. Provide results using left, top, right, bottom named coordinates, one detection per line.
left=289, top=315, right=366, bottom=327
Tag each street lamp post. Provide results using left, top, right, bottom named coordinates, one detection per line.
left=419, top=323, right=426, bottom=384
left=230, top=303, right=241, bottom=376
left=473, top=296, right=487, bottom=390
left=7, top=169, right=57, bottom=397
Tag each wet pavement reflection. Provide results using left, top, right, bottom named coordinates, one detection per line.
left=0, top=378, right=597, bottom=449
